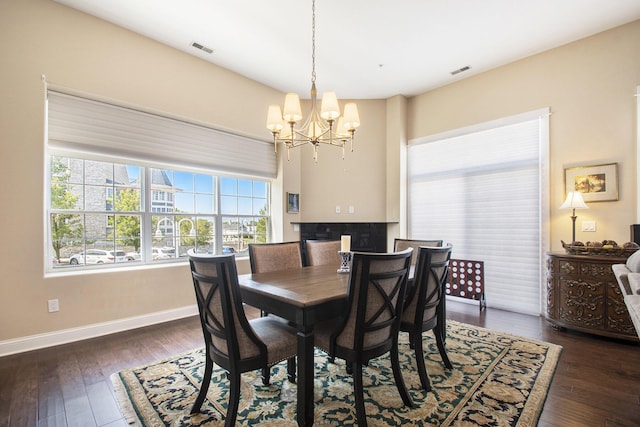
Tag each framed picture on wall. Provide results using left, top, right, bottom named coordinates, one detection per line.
left=564, top=163, right=618, bottom=202
left=287, top=192, right=300, bottom=213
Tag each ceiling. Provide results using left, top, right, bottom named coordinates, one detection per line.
left=53, top=0, right=640, bottom=100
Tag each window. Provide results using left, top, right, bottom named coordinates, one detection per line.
left=220, top=177, right=270, bottom=256
left=46, top=89, right=275, bottom=272
left=407, top=109, right=549, bottom=315
left=48, top=155, right=270, bottom=271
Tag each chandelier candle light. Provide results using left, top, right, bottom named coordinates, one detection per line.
left=266, top=0, right=360, bottom=162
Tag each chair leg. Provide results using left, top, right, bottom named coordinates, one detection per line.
left=391, top=340, right=414, bottom=407
left=225, top=370, right=241, bottom=427
left=435, top=329, right=453, bottom=369
left=352, top=363, right=368, bottom=427
left=287, top=357, right=296, bottom=383
left=191, top=358, right=213, bottom=413
left=412, top=331, right=432, bottom=391
left=408, top=331, right=415, bottom=349
left=261, top=367, right=270, bottom=385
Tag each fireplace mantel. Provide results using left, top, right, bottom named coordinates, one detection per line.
left=295, top=222, right=392, bottom=253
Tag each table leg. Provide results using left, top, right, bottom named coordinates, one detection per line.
left=297, top=326, right=314, bottom=427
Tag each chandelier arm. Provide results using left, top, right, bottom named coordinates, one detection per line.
left=276, top=132, right=347, bottom=147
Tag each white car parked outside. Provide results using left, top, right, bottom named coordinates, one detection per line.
left=152, top=247, right=176, bottom=260
left=69, top=249, right=128, bottom=265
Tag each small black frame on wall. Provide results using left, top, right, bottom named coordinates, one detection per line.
left=287, top=193, right=300, bottom=213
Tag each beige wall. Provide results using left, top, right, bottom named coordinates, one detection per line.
left=299, top=99, right=388, bottom=223
left=408, top=20, right=640, bottom=251
left=0, top=0, right=638, bottom=348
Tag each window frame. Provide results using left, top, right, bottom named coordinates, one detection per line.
left=46, top=152, right=271, bottom=273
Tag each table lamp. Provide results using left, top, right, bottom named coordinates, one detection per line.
left=560, top=191, right=588, bottom=243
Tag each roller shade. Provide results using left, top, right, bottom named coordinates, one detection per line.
left=47, top=91, right=276, bottom=178
left=408, top=108, right=549, bottom=315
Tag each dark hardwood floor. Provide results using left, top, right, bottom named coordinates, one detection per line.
left=1, top=300, right=639, bottom=426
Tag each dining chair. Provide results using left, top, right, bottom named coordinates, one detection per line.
left=314, top=248, right=414, bottom=427
left=394, top=238, right=443, bottom=267
left=248, top=241, right=303, bottom=273
left=305, top=239, right=341, bottom=266
left=188, top=252, right=297, bottom=427
left=400, top=244, right=453, bottom=391
left=248, top=241, right=303, bottom=380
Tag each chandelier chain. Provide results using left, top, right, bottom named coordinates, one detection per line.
left=311, top=0, right=316, bottom=84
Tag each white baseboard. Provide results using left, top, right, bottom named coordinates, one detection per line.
left=0, top=305, right=199, bottom=357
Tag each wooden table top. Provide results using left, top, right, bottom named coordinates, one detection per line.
left=237, top=264, right=350, bottom=308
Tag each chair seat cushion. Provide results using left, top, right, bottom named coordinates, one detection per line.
left=250, top=316, right=297, bottom=365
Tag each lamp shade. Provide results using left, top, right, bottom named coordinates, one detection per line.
left=266, top=105, right=284, bottom=132
left=560, top=191, right=588, bottom=210
left=320, top=91, right=340, bottom=120
left=342, top=103, right=360, bottom=131
left=283, top=93, right=302, bottom=123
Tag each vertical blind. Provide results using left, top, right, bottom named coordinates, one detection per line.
left=408, top=108, right=549, bottom=314
left=47, top=91, right=276, bottom=178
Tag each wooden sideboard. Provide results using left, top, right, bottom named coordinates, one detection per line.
left=546, top=252, right=638, bottom=341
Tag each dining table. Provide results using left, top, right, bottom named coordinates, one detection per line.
left=237, top=262, right=445, bottom=427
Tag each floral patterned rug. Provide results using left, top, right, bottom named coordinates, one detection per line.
left=111, top=321, right=561, bottom=426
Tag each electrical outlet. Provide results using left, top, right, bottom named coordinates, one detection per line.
left=335, top=205, right=341, bottom=214
left=348, top=205, right=355, bottom=214
left=48, top=299, right=59, bottom=313
left=582, top=221, right=596, bottom=232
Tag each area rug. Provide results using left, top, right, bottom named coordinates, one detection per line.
left=111, top=321, right=561, bottom=426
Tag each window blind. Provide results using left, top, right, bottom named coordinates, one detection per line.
left=47, top=91, right=276, bottom=178
left=408, top=108, right=549, bottom=315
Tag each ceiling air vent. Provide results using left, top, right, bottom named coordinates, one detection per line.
left=191, top=42, right=214, bottom=54
left=451, top=65, right=471, bottom=76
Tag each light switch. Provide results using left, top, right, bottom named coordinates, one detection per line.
left=582, top=221, right=596, bottom=232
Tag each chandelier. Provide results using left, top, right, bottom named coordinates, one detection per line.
left=265, top=0, right=360, bottom=162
